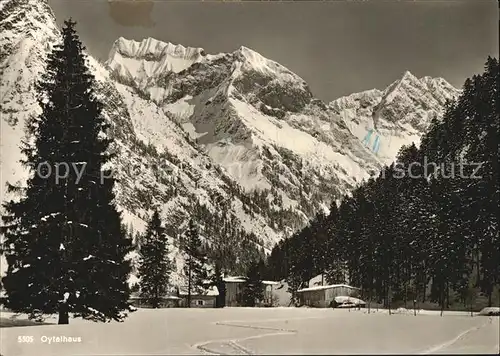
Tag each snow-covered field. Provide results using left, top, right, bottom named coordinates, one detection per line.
left=1, top=308, right=498, bottom=355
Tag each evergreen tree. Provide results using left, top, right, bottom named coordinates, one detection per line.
left=183, top=218, right=208, bottom=307
left=1, top=19, right=133, bottom=324
left=393, top=144, right=435, bottom=304
left=210, top=262, right=226, bottom=308
left=464, top=58, right=499, bottom=305
left=242, top=259, right=265, bottom=307
left=310, top=212, right=329, bottom=283
left=137, top=209, right=173, bottom=308
left=325, top=200, right=348, bottom=284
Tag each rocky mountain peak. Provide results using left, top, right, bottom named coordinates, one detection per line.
left=0, top=0, right=56, bottom=34
left=330, top=71, right=460, bottom=164
left=401, top=70, right=418, bottom=81
left=106, top=37, right=209, bottom=90
left=233, top=45, right=307, bottom=84
left=383, top=70, right=459, bottom=107
left=108, top=37, right=206, bottom=70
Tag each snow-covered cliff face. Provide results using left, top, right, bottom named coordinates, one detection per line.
left=330, top=71, right=461, bottom=164
left=107, top=37, right=207, bottom=88
left=0, top=0, right=59, bottom=192
left=107, top=37, right=384, bottom=217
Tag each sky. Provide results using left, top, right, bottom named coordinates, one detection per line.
left=48, top=0, right=499, bottom=102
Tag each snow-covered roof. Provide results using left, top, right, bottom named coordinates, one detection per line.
left=308, top=274, right=326, bottom=287
left=296, top=284, right=360, bottom=293
left=129, top=292, right=182, bottom=300
left=262, top=280, right=280, bottom=285
left=223, top=276, right=247, bottom=283
left=222, top=277, right=279, bottom=285
left=165, top=295, right=182, bottom=300
left=178, top=285, right=219, bottom=297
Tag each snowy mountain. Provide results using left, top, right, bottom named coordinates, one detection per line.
left=0, top=0, right=459, bottom=281
left=107, top=37, right=460, bottom=203
left=107, top=37, right=382, bottom=211
left=330, top=71, right=460, bottom=164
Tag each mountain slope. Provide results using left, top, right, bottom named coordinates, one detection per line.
left=330, top=71, right=461, bottom=164
left=107, top=38, right=384, bottom=220
left=0, top=0, right=289, bottom=283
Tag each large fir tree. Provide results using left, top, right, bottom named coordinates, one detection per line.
left=1, top=19, right=133, bottom=324
left=210, top=261, right=226, bottom=308
left=137, top=209, right=173, bottom=308
left=183, top=218, right=208, bottom=307
left=241, top=259, right=265, bottom=307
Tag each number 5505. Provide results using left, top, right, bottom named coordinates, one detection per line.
left=18, top=336, right=34, bottom=343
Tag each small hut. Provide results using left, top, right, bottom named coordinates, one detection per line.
left=178, top=285, right=219, bottom=308
left=223, top=276, right=280, bottom=307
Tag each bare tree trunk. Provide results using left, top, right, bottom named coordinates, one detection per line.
left=156, top=285, right=160, bottom=308
left=368, top=289, right=371, bottom=314
left=476, top=248, right=481, bottom=287
left=59, top=180, right=71, bottom=325
left=446, top=284, right=450, bottom=309
left=58, top=302, right=69, bottom=324
left=422, top=272, right=427, bottom=303
left=388, top=287, right=392, bottom=315
left=440, top=287, right=445, bottom=317
left=187, top=257, right=192, bottom=308
left=404, top=283, right=408, bottom=309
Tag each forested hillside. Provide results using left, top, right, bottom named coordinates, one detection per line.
left=267, top=57, right=499, bottom=309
